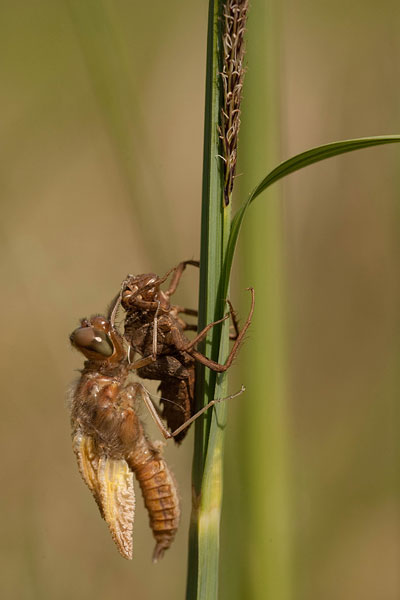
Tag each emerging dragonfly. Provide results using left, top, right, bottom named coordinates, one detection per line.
left=69, top=291, right=245, bottom=560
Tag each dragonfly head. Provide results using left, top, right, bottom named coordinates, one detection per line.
left=70, top=316, right=125, bottom=363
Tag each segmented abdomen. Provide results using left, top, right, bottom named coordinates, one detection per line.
left=127, top=435, right=180, bottom=562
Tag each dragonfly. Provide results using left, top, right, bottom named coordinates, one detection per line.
left=69, top=289, right=246, bottom=560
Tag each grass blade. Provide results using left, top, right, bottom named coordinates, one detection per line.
left=224, top=135, right=400, bottom=285
left=186, top=0, right=229, bottom=598
left=187, top=1, right=249, bottom=597
left=250, top=135, right=400, bottom=200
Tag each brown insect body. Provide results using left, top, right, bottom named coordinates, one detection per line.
left=124, top=295, right=197, bottom=443
left=70, top=315, right=180, bottom=561
left=122, top=264, right=202, bottom=443
left=121, top=261, right=254, bottom=443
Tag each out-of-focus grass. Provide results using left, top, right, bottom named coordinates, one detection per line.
left=283, top=2, right=400, bottom=598
left=221, top=2, right=292, bottom=599
left=0, top=2, right=206, bottom=599
left=222, top=1, right=400, bottom=599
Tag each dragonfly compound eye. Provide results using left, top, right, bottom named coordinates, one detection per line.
left=70, top=326, right=114, bottom=357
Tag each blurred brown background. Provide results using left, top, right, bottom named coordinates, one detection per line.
left=1, top=1, right=399, bottom=599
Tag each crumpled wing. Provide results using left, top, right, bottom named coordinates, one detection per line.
left=72, top=433, right=102, bottom=511
left=97, top=455, right=135, bottom=560
left=72, top=432, right=135, bottom=559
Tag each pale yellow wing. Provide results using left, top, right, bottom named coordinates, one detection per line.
left=72, top=432, right=135, bottom=559
left=72, top=433, right=102, bottom=511
left=97, top=455, right=135, bottom=560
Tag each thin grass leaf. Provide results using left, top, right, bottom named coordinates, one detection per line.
left=223, top=134, right=400, bottom=287
left=251, top=135, right=400, bottom=200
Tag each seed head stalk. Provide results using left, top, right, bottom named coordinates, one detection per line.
left=186, top=1, right=248, bottom=598
left=219, top=0, right=249, bottom=207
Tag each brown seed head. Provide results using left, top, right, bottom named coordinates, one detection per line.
left=219, top=0, right=249, bottom=206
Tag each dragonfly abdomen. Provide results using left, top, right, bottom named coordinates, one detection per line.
left=127, top=436, right=180, bottom=562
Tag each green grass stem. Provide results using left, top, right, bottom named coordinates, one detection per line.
left=186, top=1, right=231, bottom=598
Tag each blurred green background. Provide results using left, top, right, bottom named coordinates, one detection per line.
left=1, top=1, right=399, bottom=599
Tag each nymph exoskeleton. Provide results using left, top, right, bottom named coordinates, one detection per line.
left=120, top=260, right=255, bottom=442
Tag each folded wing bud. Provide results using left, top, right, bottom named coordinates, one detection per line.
left=73, top=432, right=135, bottom=560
